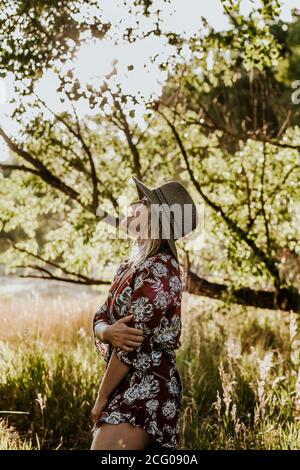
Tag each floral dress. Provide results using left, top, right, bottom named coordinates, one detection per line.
left=92, top=251, right=184, bottom=449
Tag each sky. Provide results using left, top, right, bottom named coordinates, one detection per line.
left=0, top=0, right=299, bottom=161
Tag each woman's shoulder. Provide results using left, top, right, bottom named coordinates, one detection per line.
left=156, top=251, right=181, bottom=272
left=136, top=251, right=181, bottom=277
left=113, top=257, right=131, bottom=281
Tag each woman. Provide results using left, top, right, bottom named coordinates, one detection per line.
left=90, top=176, right=198, bottom=450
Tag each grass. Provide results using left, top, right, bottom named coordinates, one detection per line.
left=0, top=289, right=300, bottom=449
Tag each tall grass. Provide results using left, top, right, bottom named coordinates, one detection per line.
left=0, top=289, right=299, bottom=449
left=178, top=297, right=300, bottom=449
left=0, top=419, right=32, bottom=450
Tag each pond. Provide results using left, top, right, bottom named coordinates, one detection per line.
left=0, top=276, right=100, bottom=298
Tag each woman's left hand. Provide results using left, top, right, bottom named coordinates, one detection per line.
left=91, top=395, right=109, bottom=425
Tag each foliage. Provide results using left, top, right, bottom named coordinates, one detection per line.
left=0, top=0, right=299, bottom=310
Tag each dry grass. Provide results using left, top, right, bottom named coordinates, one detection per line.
left=0, top=419, right=33, bottom=450
left=0, top=289, right=102, bottom=345
left=0, top=288, right=300, bottom=449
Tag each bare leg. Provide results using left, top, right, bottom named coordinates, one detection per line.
left=90, top=422, right=154, bottom=450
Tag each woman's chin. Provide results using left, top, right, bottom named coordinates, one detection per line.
left=120, top=217, right=131, bottom=230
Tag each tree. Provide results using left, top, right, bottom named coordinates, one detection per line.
left=0, top=0, right=299, bottom=312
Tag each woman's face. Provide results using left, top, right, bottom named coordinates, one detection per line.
left=120, top=196, right=150, bottom=240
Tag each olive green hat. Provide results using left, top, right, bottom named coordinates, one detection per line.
left=132, top=176, right=199, bottom=261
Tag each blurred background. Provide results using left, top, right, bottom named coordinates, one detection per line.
left=0, top=0, right=299, bottom=450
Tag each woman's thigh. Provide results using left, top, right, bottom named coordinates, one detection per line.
left=90, top=422, right=154, bottom=450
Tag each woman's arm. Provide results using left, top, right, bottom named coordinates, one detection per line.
left=91, top=350, right=131, bottom=424
left=94, top=314, right=144, bottom=351
left=94, top=321, right=110, bottom=344
left=96, top=350, right=130, bottom=399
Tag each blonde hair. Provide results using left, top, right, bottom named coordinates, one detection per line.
left=127, top=200, right=171, bottom=267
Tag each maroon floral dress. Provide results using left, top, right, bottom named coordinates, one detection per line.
left=92, top=251, right=184, bottom=449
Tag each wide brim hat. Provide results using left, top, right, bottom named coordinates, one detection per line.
left=132, top=176, right=199, bottom=261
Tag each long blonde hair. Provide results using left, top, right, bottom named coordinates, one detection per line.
left=127, top=200, right=172, bottom=267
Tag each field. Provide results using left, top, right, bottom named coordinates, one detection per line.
left=0, top=287, right=299, bottom=450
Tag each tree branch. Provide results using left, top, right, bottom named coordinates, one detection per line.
left=71, top=102, right=99, bottom=212
left=187, top=270, right=300, bottom=313
left=111, top=93, right=142, bottom=179
left=260, top=143, right=271, bottom=253
left=21, top=80, right=100, bottom=212
left=0, top=127, right=91, bottom=212
left=6, top=240, right=110, bottom=285
left=0, top=163, right=39, bottom=175
left=17, top=267, right=109, bottom=285
left=157, top=109, right=281, bottom=285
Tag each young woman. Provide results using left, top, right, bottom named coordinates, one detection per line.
left=90, top=176, right=198, bottom=450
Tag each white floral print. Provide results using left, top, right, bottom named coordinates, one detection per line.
left=162, top=399, right=177, bottom=420
left=152, top=262, right=169, bottom=278
left=92, top=252, right=183, bottom=449
left=123, top=374, right=160, bottom=405
left=130, top=296, right=154, bottom=321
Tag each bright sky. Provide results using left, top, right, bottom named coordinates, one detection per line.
left=0, top=0, right=299, bottom=161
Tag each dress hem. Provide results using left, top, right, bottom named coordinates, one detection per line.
left=92, top=415, right=178, bottom=450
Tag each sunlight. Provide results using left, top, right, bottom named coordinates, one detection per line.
left=0, top=79, right=10, bottom=162
left=0, top=0, right=298, bottom=140
left=0, top=140, right=10, bottom=162
left=0, top=79, right=6, bottom=105
left=71, top=36, right=170, bottom=100
left=72, top=39, right=117, bottom=84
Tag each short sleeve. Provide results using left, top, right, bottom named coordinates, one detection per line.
left=114, top=256, right=182, bottom=372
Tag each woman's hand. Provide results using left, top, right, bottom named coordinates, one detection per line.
left=91, top=394, right=109, bottom=425
left=103, top=314, right=145, bottom=352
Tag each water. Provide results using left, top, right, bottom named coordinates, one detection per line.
left=0, top=276, right=99, bottom=297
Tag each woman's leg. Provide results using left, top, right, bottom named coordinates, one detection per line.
left=90, top=422, right=154, bottom=450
